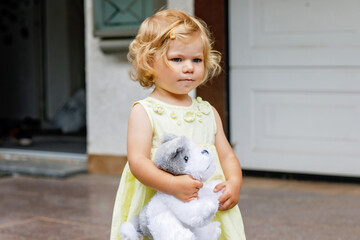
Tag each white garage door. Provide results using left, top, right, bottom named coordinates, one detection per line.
left=229, top=0, right=360, bottom=177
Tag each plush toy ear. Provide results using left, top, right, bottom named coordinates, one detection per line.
left=154, top=135, right=189, bottom=175
left=169, top=147, right=184, bottom=160
left=161, top=133, right=178, bottom=144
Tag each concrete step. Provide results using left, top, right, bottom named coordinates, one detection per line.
left=0, top=149, right=87, bottom=178
left=0, top=159, right=87, bottom=178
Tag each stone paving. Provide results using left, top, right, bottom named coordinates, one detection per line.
left=240, top=177, right=360, bottom=240
left=0, top=173, right=359, bottom=240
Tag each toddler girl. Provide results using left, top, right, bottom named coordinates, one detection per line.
left=110, top=9, right=246, bottom=240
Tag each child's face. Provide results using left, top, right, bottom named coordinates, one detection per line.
left=152, top=34, right=205, bottom=96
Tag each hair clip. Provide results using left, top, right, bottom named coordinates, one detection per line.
left=169, top=28, right=176, bottom=40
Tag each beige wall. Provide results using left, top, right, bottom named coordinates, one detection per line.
left=85, top=0, right=194, bottom=156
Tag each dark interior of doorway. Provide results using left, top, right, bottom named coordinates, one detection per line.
left=0, top=0, right=86, bottom=154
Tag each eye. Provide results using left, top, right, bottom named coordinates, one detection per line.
left=171, top=58, right=181, bottom=62
left=184, top=156, right=189, bottom=163
left=201, top=150, right=209, bottom=155
left=193, top=58, right=202, bottom=63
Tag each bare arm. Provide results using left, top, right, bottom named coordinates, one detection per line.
left=212, top=107, right=243, bottom=211
left=127, top=104, right=202, bottom=202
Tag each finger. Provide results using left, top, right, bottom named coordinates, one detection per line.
left=189, top=196, right=197, bottom=201
left=218, top=192, right=230, bottom=204
left=195, top=181, right=203, bottom=189
left=219, top=199, right=234, bottom=211
left=185, top=195, right=195, bottom=202
left=214, top=182, right=226, bottom=192
left=190, top=176, right=203, bottom=188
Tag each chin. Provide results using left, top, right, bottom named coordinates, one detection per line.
left=174, top=91, right=192, bottom=95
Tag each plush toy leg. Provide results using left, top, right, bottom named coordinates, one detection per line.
left=193, top=221, right=221, bottom=240
left=119, top=221, right=140, bottom=240
left=170, top=196, right=219, bottom=227
left=148, top=212, right=195, bottom=240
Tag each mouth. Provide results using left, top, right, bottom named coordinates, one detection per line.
left=178, top=79, right=194, bottom=82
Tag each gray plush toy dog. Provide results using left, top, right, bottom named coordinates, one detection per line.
left=119, top=134, right=222, bottom=240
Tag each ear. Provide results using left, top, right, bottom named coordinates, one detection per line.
left=161, top=133, right=178, bottom=144
left=169, top=147, right=184, bottom=160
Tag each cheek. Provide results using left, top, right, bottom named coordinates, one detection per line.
left=167, top=63, right=180, bottom=73
left=157, top=66, right=176, bottom=80
left=198, top=62, right=205, bottom=71
left=197, top=65, right=205, bottom=77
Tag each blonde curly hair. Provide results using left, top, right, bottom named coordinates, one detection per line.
left=127, top=9, right=222, bottom=88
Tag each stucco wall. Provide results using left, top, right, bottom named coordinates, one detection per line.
left=85, top=0, right=194, bottom=156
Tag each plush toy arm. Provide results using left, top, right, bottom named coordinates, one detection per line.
left=198, top=180, right=223, bottom=200
left=163, top=187, right=220, bottom=228
left=172, top=198, right=218, bottom=227
left=205, top=180, right=222, bottom=191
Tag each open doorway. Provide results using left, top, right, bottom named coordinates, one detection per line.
left=0, top=0, right=86, bottom=157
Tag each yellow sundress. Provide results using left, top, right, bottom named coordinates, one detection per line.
left=110, top=97, right=246, bottom=240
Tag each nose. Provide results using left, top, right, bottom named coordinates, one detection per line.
left=182, top=60, right=194, bottom=73
left=201, top=150, right=209, bottom=155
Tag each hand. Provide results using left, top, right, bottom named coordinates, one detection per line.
left=169, top=175, right=203, bottom=202
left=214, top=180, right=240, bottom=211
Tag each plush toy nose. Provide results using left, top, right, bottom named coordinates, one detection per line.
left=201, top=150, right=209, bottom=155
